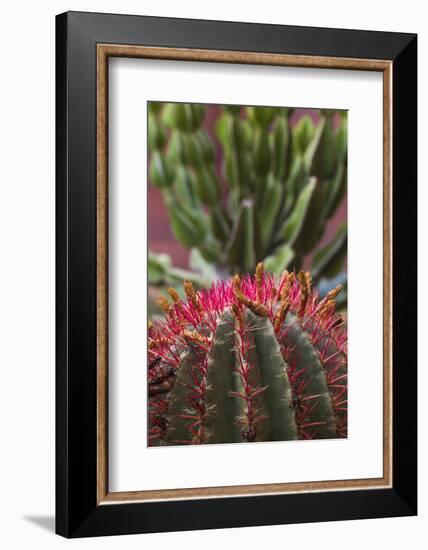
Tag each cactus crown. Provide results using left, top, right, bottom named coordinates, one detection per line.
left=148, top=264, right=347, bottom=446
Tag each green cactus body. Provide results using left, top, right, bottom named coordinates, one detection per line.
left=148, top=265, right=347, bottom=446
left=148, top=103, right=348, bottom=289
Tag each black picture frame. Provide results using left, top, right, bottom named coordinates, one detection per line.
left=56, top=11, right=417, bottom=538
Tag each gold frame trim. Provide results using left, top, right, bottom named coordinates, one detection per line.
left=96, top=44, right=393, bottom=505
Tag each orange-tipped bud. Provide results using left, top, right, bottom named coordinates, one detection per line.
left=297, top=270, right=310, bottom=319
left=231, top=303, right=241, bottom=321
left=255, top=262, right=264, bottom=301
left=167, top=287, right=181, bottom=304
left=157, top=295, right=171, bottom=313
left=325, top=285, right=342, bottom=302
left=274, top=296, right=290, bottom=333
left=232, top=274, right=242, bottom=292
left=184, top=279, right=199, bottom=310
left=247, top=301, right=269, bottom=318
left=183, top=330, right=205, bottom=344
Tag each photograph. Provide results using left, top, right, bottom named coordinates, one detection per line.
left=147, top=102, right=348, bottom=446
left=50, top=9, right=418, bottom=539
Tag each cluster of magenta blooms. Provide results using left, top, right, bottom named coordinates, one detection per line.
left=148, top=266, right=347, bottom=446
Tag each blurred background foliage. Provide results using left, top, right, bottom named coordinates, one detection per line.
left=148, top=102, right=347, bottom=317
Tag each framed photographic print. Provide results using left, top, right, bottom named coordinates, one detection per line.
left=56, top=11, right=417, bottom=538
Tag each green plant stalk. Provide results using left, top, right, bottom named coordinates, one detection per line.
left=148, top=103, right=348, bottom=283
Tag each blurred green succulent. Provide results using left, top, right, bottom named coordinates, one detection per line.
left=148, top=102, right=347, bottom=289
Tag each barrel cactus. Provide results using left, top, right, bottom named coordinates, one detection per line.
left=148, top=263, right=347, bottom=446
left=148, top=102, right=347, bottom=282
